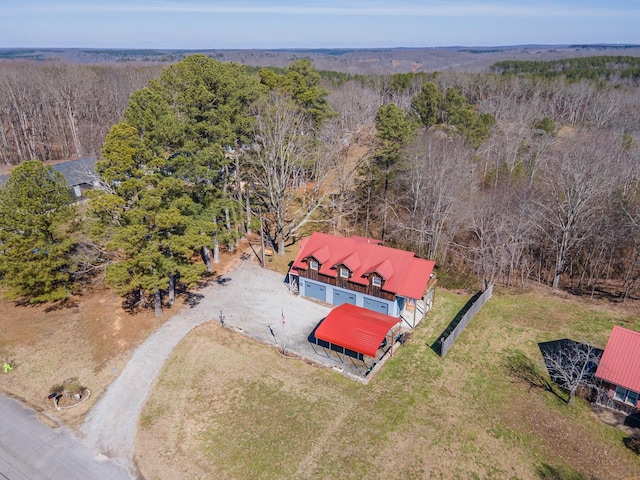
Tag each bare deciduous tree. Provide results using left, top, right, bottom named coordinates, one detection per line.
left=540, top=339, right=602, bottom=405
left=247, top=92, right=338, bottom=255
left=389, top=131, right=475, bottom=264
left=536, top=131, right=623, bottom=289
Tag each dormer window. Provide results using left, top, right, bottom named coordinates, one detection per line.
left=371, top=276, right=382, bottom=287
left=339, top=267, right=349, bottom=279
left=309, top=259, right=319, bottom=270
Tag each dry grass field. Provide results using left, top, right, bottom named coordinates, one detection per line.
left=135, top=284, right=640, bottom=480
left=1, top=242, right=640, bottom=479
left=0, top=250, right=241, bottom=430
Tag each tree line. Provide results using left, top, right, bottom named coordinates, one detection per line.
left=491, top=55, right=640, bottom=83
left=2, top=54, right=640, bottom=311
left=0, top=61, right=161, bottom=166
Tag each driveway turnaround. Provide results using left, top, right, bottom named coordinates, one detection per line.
left=0, top=394, right=131, bottom=480
left=82, top=256, right=365, bottom=477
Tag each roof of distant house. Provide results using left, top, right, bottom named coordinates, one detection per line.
left=52, top=156, right=97, bottom=186
left=0, top=156, right=97, bottom=188
left=291, top=232, right=435, bottom=299
left=595, top=326, right=640, bottom=393
left=314, top=303, right=400, bottom=358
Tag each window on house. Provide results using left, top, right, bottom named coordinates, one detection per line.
left=309, top=259, right=318, bottom=270
left=371, top=276, right=382, bottom=287
left=614, top=386, right=639, bottom=406
left=339, top=267, right=349, bottom=279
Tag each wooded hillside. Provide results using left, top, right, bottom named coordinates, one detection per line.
left=2, top=54, right=640, bottom=309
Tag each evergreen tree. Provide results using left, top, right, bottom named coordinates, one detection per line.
left=259, top=58, right=335, bottom=127
left=0, top=160, right=75, bottom=303
left=358, top=104, right=416, bottom=240
left=444, top=87, right=495, bottom=147
left=411, top=81, right=444, bottom=127
left=91, top=55, right=260, bottom=314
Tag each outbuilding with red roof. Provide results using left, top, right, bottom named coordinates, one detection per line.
left=313, top=303, right=401, bottom=369
left=594, top=326, right=640, bottom=412
left=289, top=232, right=436, bottom=328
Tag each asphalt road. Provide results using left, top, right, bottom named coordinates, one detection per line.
left=0, top=394, right=131, bottom=480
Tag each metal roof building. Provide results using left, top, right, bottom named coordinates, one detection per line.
left=595, top=326, right=640, bottom=410
left=315, top=303, right=401, bottom=359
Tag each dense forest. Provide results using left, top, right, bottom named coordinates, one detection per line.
left=1, top=54, right=640, bottom=312
left=491, top=55, right=640, bottom=83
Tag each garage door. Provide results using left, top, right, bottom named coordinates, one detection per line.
left=304, top=281, right=326, bottom=302
left=333, top=289, right=356, bottom=306
left=363, top=297, right=389, bottom=315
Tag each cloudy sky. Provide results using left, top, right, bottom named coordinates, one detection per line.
left=2, top=1, right=639, bottom=49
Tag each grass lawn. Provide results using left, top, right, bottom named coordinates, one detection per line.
left=136, top=286, right=640, bottom=479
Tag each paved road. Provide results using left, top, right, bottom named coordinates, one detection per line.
left=0, top=394, right=130, bottom=480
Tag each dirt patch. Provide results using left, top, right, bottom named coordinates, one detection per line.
left=499, top=383, right=640, bottom=479
left=0, top=247, right=241, bottom=430
left=592, top=406, right=640, bottom=437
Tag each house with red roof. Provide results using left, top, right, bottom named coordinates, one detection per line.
left=289, top=232, right=436, bottom=328
left=594, top=326, right=640, bottom=413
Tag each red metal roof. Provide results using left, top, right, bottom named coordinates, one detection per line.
left=291, top=232, right=435, bottom=299
left=315, top=304, right=400, bottom=357
left=595, top=326, right=640, bottom=393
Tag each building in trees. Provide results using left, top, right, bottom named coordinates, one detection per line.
left=289, top=232, right=436, bottom=328
left=0, top=156, right=98, bottom=199
left=50, top=156, right=99, bottom=198
left=595, top=326, right=640, bottom=414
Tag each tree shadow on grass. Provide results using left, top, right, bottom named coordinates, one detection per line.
left=623, top=436, right=640, bottom=455
left=536, top=463, right=586, bottom=480
left=41, top=297, right=79, bottom=312
left=503, top=350, right=566, bottom=403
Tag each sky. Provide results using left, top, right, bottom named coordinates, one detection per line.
left=1, top=1, right=640, bottom=50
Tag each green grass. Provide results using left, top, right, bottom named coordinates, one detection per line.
left=138, top=287, right=640, bottom=479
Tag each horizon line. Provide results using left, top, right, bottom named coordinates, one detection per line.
left=2, top=43, right=640, bottom=51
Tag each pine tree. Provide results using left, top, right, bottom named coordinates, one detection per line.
left=0, top=160, right=75, bottom=303
left=91, top=55, right=260, bottom=314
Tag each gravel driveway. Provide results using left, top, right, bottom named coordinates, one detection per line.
left=81, top=256, right=344, bottom=478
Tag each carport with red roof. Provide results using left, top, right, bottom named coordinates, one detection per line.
left=313, top=303, right=401, bottom=371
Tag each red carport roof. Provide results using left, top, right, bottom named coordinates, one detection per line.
left=315, top=304, right=400, bottom=358
left=595, top=325, right=640, bottom=393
